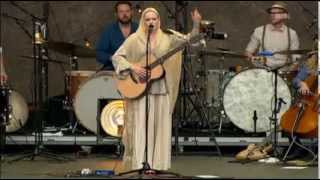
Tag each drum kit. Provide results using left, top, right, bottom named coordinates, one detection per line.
left=200, top=48, right=316, bottom=134
left=51, top=42, right=124, bottom=137
left=7, top=41, right=125, bottom=138
left=4, top=38, right=317, bottom=137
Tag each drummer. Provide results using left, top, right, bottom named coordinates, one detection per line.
left=244, top=2, right=300, bottom=71
left=96, top=1, right=138, bottom=71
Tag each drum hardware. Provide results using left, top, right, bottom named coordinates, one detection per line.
left=223, top=68, right=292, bottom=133
left=253, top=110, right=258, bottom=134
left=100, top=100, right=124, bottom=137
left=73, top=71, right=121, bottom=134
left=45, top=41, right=96, bottom=71
left=270, top=65, right=291, bottom=158
left=273, top=49, right=313, bottom=55
left=45, top=41, right=96, bottom=58
left=260, top=59, right=297, bottom=157
left=202, top=49, right=243, bottom=135
left=20, top=55, right=68, bottom=65
left=174, top=46, right=222, bottom=157
left=200, top=50, right=248, bottom=59
left=0, top=85, right=10, bottom=164
left=7, top=2, right=73, bottom=163
left=62, top=70, right=95, bottom=134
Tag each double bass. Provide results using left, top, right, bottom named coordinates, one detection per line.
left=280, top=66, right=318, bottom=138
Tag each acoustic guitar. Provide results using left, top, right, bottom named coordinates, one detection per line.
left=115, top=34, right=204, bottom=99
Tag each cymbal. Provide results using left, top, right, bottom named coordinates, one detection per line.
left=20, top=55, right=68, bottom=65
left=200, top=50, right=248, bottom=58
left=45, top=41, right=96, bottom=57
left=273, top=49, right=312, bottom=55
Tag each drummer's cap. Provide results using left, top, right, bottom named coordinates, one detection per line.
left=266, top=1, right=288, bottom=14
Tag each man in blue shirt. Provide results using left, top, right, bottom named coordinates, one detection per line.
left=96, top=1, right=138, bottom=70
left=292, top=65, right=311, bottom=95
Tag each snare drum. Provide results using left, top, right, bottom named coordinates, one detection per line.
left=73, top=71, right=122, bottom=134
left=65, top=71, right=95, bottom=98
left=223, top=68, right=292, bottom=133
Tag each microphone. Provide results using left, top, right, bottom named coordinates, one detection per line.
left=276, top=98, right=287, bottom=113
left=209, top=32, right=228, bottom=40
left=148, top=24, right=154, bottom=33
left=279, top=98, right=287, bottom=104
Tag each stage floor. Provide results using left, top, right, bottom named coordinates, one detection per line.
left=1, top=147, right=317, bottom=179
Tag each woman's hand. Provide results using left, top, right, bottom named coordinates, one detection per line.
left=131, top=64, right=147, bottom=82
left=191, top=8, right=202, bottom=24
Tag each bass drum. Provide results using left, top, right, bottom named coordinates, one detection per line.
left=223, top=68, right=292, bottom=133
left=100, top=100, right=125, bottom=137
left=73, top=71, right=122, bottom=134
left=5, top=90, right=29, bottom=133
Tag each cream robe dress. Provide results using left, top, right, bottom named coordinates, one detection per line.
left=114, top=36, right=185, bottom=172
left=112, top=8, right=199, bottom=171
left=112, top=32, right=183, bottom=171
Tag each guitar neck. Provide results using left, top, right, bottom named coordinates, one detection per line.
left=148, top=34, right=204, bottom=70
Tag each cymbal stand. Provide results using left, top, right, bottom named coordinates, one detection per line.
left=61, top=54, right=79, bottom=134
left=70, top=55, right=79, bottom=70
left=8, top=2, right=73, bottom=163
left=0, top=46, right=10, bottom=178
left=202, top=52, right=229, bottom=135
left=216, top=54, right=227, bottom=135
left=182, top=48, right=222, bottom=157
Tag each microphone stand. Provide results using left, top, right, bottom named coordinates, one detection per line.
left=267, top=63, right=290, bottom=158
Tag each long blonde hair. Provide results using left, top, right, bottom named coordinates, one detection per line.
left=136, top=8, right=165, bottom=46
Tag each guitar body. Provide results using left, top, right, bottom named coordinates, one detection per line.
left=114, top=33, right=204, bottom=99
left=115, top=55, right=165, bottom=99
left=280, top=74, right=318, bottom=138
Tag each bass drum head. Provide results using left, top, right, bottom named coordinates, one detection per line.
left=100, top=100, right=125, bottom=137
left=6, top=90, right=29, bottom=133
left=223, top=68, right=292, bottom=133
left=73, top=71, right=122, bottom=134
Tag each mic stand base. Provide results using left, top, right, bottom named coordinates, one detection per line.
left=117, top=162, right=183, bottom=178
left=7, top=110, right=75, bottom=164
